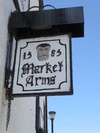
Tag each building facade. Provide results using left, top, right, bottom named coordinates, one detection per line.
left=0, top=0, right=47, bottom=133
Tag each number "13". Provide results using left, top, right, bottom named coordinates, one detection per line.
left=23, top=51, right=32, bottom=59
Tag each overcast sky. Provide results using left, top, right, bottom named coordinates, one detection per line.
left=43, top=0, right=100, bottom=133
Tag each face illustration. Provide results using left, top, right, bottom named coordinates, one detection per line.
left=36, top=43, right=51, bottom=61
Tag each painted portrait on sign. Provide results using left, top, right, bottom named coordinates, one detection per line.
left=36, top=43, right=51, bottom=61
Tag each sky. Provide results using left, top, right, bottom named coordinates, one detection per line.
left=43, top=0, right=100, bottom=133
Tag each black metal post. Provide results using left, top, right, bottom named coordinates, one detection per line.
left=51, top=119, right=54, bottom=133
left=39, top=0, right=44, bottom=10
left=36, top=96, right=40, bottom=131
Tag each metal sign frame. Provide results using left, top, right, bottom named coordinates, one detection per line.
left=9, top=6, right=84, bottom=39
left=13, top=0, right=44, bottom=12
left=10, top=34, right=73, bottom=97
left=13, top=0, right=30, bottom=12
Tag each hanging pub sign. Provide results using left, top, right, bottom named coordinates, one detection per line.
left=11, top=34, right=73, bottom=97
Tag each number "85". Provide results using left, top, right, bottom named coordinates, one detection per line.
left=51, top=49, right=61, bottom=57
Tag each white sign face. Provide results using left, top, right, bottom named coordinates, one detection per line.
left=29, top=0, right=39, bottom=11
left=18, top=0, right=29, bottom=11
left=12, top=34, right=73, bottom=96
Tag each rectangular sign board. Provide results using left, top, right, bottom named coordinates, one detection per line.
left=12, top=34, right=73, bottom=97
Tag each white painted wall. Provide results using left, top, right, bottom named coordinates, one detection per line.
left=0, top=0, right=46, bottom=133
left=0, top=0, right=13, bottom=122
left=39, top=97, right=45, bottom=128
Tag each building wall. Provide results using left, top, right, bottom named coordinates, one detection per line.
left=0, top=0, right=13, bottom=121
left=0, top=0, right=47, bottom=133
